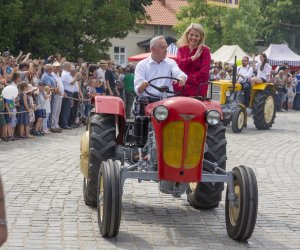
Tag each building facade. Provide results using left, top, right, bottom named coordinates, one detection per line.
left=108, top=0, right=188, bottom=66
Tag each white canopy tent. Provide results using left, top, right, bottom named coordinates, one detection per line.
left=255, top=44, right=300, bottom=66
left=211, top=45, right=249, bottom=64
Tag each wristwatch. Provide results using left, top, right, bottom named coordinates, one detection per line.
left=0, top=219, right=7, bottom=225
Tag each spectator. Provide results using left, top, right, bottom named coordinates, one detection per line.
left=274, top=70, right=287, bottom=111
left=11, top=73, right=21, bottom=88
left=50, top=62, right=63, bottom=132
left=59, top=62, right=81, bottom=129
left=105, top=61, right=119, bottom=96
left=124, top=67, right=136, bottom=118
left=210, top=68, right=220, bottom=81
left=218, top=70, right=226, bottom=80
left=293, top=70, right=300, bottom=110
left=17, top=82, right=35, bottom=138
left=116, top=66, right=125, bottom=99
left=43, top=86, right=51, bottom=133
left=32, top=81, right=47, bottom=136
left=69, top=66, right=82, bottom=128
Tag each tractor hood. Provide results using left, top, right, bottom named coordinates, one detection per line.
left=145, top=96, right=210, bottom=182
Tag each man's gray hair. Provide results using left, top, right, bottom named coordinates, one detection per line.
left=150, top=36, right=165, bottom=49
left=62, top=61, right=71, bottom=69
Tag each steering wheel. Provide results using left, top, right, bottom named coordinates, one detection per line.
left=234, top=74, right=245, bottom=83
left=144, top=76, right=183, bottom=98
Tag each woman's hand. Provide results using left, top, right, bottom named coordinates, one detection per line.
left=191, top=45, right=203, bottom=61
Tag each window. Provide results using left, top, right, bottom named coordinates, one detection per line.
left=154, top=26, right=164, bottom=36
left=113, top=46, right=126, bottom=66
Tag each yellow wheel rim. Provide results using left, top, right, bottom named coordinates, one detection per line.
left=99, top=174, right=104, bottom=221
left=189, top=182, right=197, bottom=192
left=237, top=111, right=245, bottom=130
left=229, top=181, right=241, bottom=226
left=264, top=96, right=274, bottom=123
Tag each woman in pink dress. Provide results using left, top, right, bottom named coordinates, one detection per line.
left=175, top=23, right=211, bottom=97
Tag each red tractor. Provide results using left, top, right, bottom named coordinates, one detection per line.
left=80, top=77, right=258, bottom=241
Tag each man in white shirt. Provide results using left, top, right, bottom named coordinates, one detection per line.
left=134, top=36, right=187, bottom=100
left=237, top=56, right=253, bottom=107
left=51, top=62, right=64, bottom=131
left=59, top=62, right=81, bottom=129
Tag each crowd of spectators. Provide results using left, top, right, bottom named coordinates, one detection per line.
left=0, top=50, right=136, bottom=142
left=209, top=57, right=300, bottom=112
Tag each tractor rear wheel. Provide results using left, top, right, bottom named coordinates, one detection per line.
left=225, top=165, right=258, bottom=241
left=187, top=124, right=227, bottom=209
left=232, top=106, right=245, bottom=133
left=83, top=114, right=116, bottom=207
left=97, top=160, right=122, bottom=237
left=253, top=88, right=276, bottom=130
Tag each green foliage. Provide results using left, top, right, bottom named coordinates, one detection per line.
left=0, top=0, right=152, bottom=62
left=259, top=0, right=300, bottom=52
left=175, top=0, right=299, bottom=54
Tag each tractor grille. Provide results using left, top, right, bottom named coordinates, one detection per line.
left=163, top=121, right=205, bottom=169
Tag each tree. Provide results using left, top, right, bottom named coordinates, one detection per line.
left=174, top=0, right=264, bottom=54
left=0, top=0, right=152, bottom=62
left=0, top=0, right=23, bottom=52
left=259, top=0, right=300, bottom=52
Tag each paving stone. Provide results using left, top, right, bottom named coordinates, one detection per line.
left=1, top=112, right=300, bottom=249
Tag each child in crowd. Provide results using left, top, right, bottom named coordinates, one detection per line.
left=17, top=82, right=35, bottom=138
left=0, top=90, right=8, bottom=141
left=3, top=97, right=16, bottom=141
left=95, top=79, right=105, bottom=95
left=87, top=78, right=98, bottom=98
left=11, top=73, right=21, bottom=88
left=43, top=86, right=51, bottom=134
left=32, top=81, right=47, bottom=136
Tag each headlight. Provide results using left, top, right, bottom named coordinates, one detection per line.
left=153, top=105, right=168, bottom=121
left=206, top=110, right=221, bottom=125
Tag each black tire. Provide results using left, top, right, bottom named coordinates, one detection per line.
left=83, top=114, right=116, bottom=207
left=232, top=106, right=245, bottom=133
left=98, top=160, right=122, bottom=237
left=253, top=88, right=276, bottom=130
left=225, top=165, right=258, bottom=241
left=187, top=124, right=227, bottom=209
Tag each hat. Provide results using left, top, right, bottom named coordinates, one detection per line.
left=99, top=60, right=108, bottom=66
left=52, top=62, right=61, bottom=67
left=24, top=84, right=37, bottom=93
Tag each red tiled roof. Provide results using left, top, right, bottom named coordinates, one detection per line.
left=144, top=0, right=188, bottom=26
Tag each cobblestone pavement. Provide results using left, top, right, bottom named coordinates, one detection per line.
left=1, top=111, right=300, bottom=249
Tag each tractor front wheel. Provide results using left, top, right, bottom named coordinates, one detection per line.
left=97, top=160, right=122, bottom=238
left=225, top=165, right=258, bottom=241
left=187, top=124, right=227, bottom=209
left=253, top=88, right=276, bottom=130
left=232, top=106, right=245, bottom=133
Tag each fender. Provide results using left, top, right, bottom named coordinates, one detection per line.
left=94, top=96, right=126, bottom=144
left=202, top=99, right=224, bottom=120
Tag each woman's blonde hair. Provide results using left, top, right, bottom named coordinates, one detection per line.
left=177, top=23, right=205, bottom=47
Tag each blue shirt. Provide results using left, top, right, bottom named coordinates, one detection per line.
left=296, top=74, right=300, bottom=92
left=41, top=72, right=56, bottom=88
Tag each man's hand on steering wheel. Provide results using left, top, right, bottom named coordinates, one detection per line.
left=138, top=81, right=150, bottom=94
left=175, top=76, right=186, bottom=87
